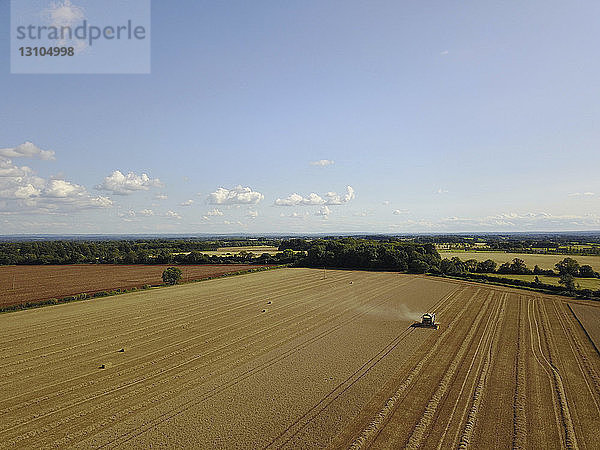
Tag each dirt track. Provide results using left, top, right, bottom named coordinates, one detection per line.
left=0, top=268, right=598, bottom=448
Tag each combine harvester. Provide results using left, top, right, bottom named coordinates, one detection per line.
left=411, top=313, right=439, bottom=330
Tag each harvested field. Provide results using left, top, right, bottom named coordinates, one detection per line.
left=174, top=246, right=281, bottom=257
left=0, top=264, right=272, bottom=308
left=0, top=268, right=598, bottom=448
left=441, top=251, right=600, bottom=271
left=480, top=273, right=600, bottom=290
left=569, top=302, right=600, bottom=352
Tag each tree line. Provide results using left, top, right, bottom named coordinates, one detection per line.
left=436, top=256, right=599, bottom=279
left=0, top=239, right=278, bottom=265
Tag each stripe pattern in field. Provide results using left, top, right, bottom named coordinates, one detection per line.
left=0, top=268, right=598, bottom=448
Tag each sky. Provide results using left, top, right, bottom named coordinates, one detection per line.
left=1, top=0, right=599, bottom=235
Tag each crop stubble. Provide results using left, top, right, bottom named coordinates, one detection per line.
left=0, top=268, right=598, bottom=448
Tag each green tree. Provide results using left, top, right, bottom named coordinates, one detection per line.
left=476, top=259, right=497, bottom=273
left=579, top=265, right=596, bottom=278
left=464, top=259, right=478, bottom=273
left=555, top=258, right=580, bottom=276
left=509, top=258, right=529, bottom=274
left=162, top=267, right=182, bottom=285
left=558, top=273, right=576, bottom=291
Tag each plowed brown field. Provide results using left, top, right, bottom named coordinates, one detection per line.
left=0, top=268, right=598, bottom=448
left=0, top=264, right=272, bottom=308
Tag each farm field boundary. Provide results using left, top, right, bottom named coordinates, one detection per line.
left=0, top=264, right=283, bottom=313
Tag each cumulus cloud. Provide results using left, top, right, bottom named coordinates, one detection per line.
left=247, top=210, right=258, bottom=219
left=165, top=210, right=181, bottom=219
left=393, top=209, right=409, bottom=215
left=43, top=0, right=87, bottom=51
left=45, top=0, right=85, bottom=27
left=180, top=199, right=194, bottom=206
left=155, top=193, right=168, bottom=200
left=323, top=186, right=355, bottom=205
left=0, top=142, right=55, bottom=160
left=275, top=192, right=325, bottom=206
left=208, top=185, right=264, bottom=205
left=139, top=209, right=154, bottom=216
left=118, top=209, right=136, bottom=219
left=206, top=208, right=224, bottom=216
left=310, top=159, right=334, bottom=167
left=0, top=157, right=111, bottom=213
left=275, top=186, right=355, bottom=206
left=315, top=206, right=330, bottom=217
left=96, top=170, right=163, bottom=195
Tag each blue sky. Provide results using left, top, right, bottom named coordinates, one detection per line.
left=1, top=0, right=599, bottom=234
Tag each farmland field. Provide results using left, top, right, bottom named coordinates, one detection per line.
left=440, top=250, right=600, bottom=271
left=569, top=302, right=600, bottom=351
left=0, top=264, right=272, bottom=308
left=479, top=273, right=600, bottom=290
left=0, top=268, right=598, bottom=448
left=200, top=245, right=281, bottom=256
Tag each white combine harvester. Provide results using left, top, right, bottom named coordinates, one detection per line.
left=411, top=312, right=439, bottom=330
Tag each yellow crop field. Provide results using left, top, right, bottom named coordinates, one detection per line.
left=0, top=268, right=598, bottom=448
left=199, top=245, right=281, bottom=256
left=440, top=251, right=600, bottom=271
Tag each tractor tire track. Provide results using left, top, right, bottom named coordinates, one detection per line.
left=347, top=288, right=483, bottom=450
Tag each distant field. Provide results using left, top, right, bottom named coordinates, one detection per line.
left=0, top=264, right=272, bottom=308
left=202, top=245, right=280, bottom=256
left=480, top=273, right=600, bottom=290
left=440, top=251, right=600, bottom=272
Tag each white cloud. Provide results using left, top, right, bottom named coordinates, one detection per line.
left=440, top=50, right=449, bottom=55
left=436, top=188, right=448, bottom=194
left=247, top=210, right=258, bottom=219
left=139, top=209, right=154, bottom=216
left=43, top=179, right=86, bottom=198
left=206, top=208, right=224, bottom=216
left=275, top=192, right=325, bottom=206
left=208, top=185, right=264, bottom=205
left=45, top=0, right=85, bottom=27
left=568, top=192, right=595, bottom=197
left=382, top=200, right=390, bottom=206
left=393, top=209, right=409, bottom=215
left=315, top=206, right=330, bottom=217
left=0, top=142, right=55, bottom=160
left=180, top=199, right=194, bottom=206
left=165, top=210, right=181, bottom=219
left=89, top=196, right=113, bottom=208
left=43, top=1, right=87, bottom=50
left=155, top=193, right=168, bottom=200
left=310, top=159, right=335, bottom=167
left=96, top=170, right=163, bottom=195
left=275, top=186, right=355, bottom=206
left=118, top=209, right=136, bottom=219
left=0, top=157, right=111, bottom=212
left=323, top=186, right=355, bottom=205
